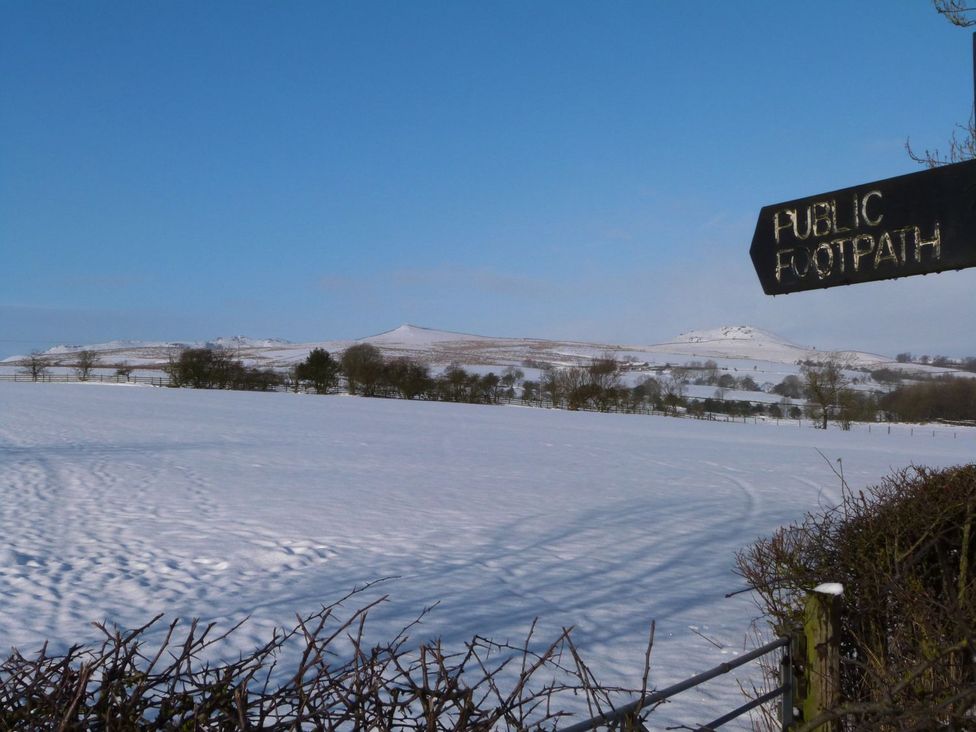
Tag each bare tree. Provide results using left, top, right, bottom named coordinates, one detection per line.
left=287, top=363, right=303, bottom=392
left=801, top=357, right=849, bottom=429
left=439, top=362, right=470, bottom=402
left=500, top=365, right=524, bottom=389
left=20, top=352, right=51, bottom=382
left=75, top=350, right=99, bottom=381
left=558, top=366, right=589, bottom=410
left=660, top=374, right=686, bottom=414
left=585, top=357, right=623, bottom=412
left=541, top=367, right=562, bottom=407
left=906, top=2, right=976, bottom=166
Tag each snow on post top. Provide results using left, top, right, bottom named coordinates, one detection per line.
left=812, top=582, right=844, bottom=596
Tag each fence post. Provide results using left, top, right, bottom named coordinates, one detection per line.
left=781, top=630, right=796, bottom=729
left=620, top=710, right=648, bottom=731
left=798, top=586, right=841, bottom=731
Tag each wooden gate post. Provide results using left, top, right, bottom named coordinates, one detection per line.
left=799, top=585, right=842, bottom=731
left=620, top=711, right=648, bottom=732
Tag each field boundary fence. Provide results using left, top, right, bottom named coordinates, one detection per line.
left=0, top=373, right=172, bottom=386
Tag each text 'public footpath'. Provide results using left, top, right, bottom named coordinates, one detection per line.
left=771, top=191, right=941, bottom=286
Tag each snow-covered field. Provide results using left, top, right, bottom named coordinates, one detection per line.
left=1, top=382, right=973, bottom=727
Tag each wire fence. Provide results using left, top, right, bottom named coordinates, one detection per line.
left=0, top=373, right=171, bottom=386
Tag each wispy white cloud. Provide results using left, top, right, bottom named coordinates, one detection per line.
left=316, top=275, right=365, bottom=293
left=57, top=274, right=147, bottom=290
left=388, top=266, right=559, bottom=299
left=318, top=267, right=554, bottom=298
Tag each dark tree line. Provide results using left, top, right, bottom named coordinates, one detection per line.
left=880, top=376, right=976, bottom=422
left=539, top=359, right=624, bottom=411
left=164, top=344, right=975, bottom=425
left=165, top=348, right=282, bottom=391
left=894, top=351, right=976, bottom=373
left=165, top=343, right=508, bottom=403
left=292, top=344, right=518, bottom=404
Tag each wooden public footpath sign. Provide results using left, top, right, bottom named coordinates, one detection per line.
left=750, top=158, right=976, bottom=295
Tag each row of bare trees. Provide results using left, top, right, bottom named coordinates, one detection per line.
left=527, top=359, right=686, bottom=414
left=19, top=350, right=104, bottom=382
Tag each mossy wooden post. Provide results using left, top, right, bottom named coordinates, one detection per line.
left=799, top=587, right=841, bottom=731
left=620, top=711, right=647, bottom=732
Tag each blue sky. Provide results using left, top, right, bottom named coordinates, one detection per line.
left=3, top=1, right=976, bottom=358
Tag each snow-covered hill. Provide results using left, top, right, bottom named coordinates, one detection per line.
left=2, top=324, right=965, bottom=382
left=644, top=325, right=889, bottom=370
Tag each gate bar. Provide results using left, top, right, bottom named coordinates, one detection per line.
left=559, top=636, right=789, bottom=732
left=693, top=684, right=787, bottom=731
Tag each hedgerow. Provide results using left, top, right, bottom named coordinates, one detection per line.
left=736, top=463, right=976, bottom=728
left=0, top=585, right=654, bottom=730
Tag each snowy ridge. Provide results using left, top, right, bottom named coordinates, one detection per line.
left=674, top=325, right=804, bottom=347
left=2, top=324, right=957, bottom=379
left=646, top=326, right=892, bottom=370
left=206, top=336, right=293, bottom=350
left=360, top=324, right=488, bottom=345
left=35, top=339, right=183, bottom=355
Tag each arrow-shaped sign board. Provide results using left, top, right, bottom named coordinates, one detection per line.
left=750, top=158, right=976, bottom=295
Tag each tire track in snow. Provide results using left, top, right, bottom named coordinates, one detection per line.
left=400, top=460, right=768, bottom=665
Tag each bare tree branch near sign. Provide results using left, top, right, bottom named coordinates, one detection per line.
left=935, top=0, right=976, bottom=26
left=906, top=115, right=976, bottom=168
left=907, top=2, right=976, bottom=166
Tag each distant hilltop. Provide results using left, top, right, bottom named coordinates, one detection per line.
left=674, top=325, right=800, bottom=346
